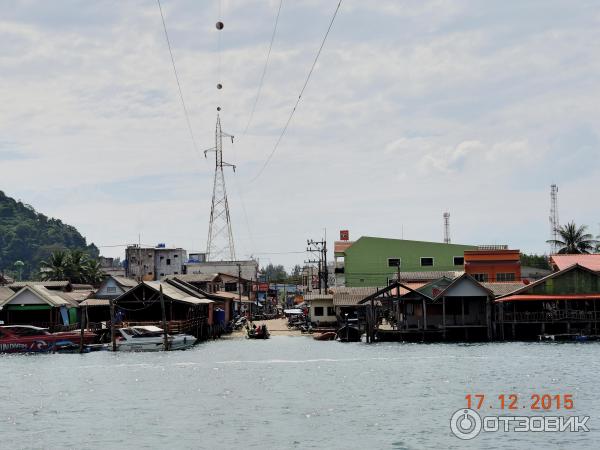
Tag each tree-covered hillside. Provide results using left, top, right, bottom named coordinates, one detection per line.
left=0, top=190, right=98, bottom=279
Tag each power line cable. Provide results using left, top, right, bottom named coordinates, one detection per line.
left=242, top=0, right=284, bottom=136
left=157, top=0, right=199, bottom=153
left=248, top=0, right=342, bottom=183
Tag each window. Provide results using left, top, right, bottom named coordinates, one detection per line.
left=388, top=258, right=401, bottom=268
left=225, top=282, right=237, bottom=292
left=453, top=256, right=464, bottom=266
left=174, top=254, right=178, bottom=258
left=314, top=307, right=324, bottom=316
left=472, top=273, right=489, bottom=282
left=160, top=273, right=165, bottom=277
left=327, top=307, right=335, bottom=316
left=421, top=257, right=434, bottom=267
left=497, top=273, right=515, bottom=282
left=106, top=286, right=117, bottom=294
left=166, top=258, right=171, bottom=265
left=148, top=272, right=152, bottom=276
left=174, top=272, right=179, bottom=275
left=160, top=256, right=164, bottom=260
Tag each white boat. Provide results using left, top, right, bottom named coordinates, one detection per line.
left=115, top=325, right=196, bottom=352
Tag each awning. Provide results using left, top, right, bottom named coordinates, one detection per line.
left=496, top=294, right=600, bottom=303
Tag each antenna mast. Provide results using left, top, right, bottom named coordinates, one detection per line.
left=443, top=212, right=451, bottom=244
left=549, top=184, right=559, bottom=254
left=205, top=114, right=236, bottom=261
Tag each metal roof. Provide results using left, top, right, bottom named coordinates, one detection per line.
left=112, top=276, right=138, bottom=288
left=8, top=280, right=70, bottom=289
left=395, top=271, right=464, bottom=282
left=0, top=287, right=14, bottom=302
left=144, top=281, right=215, bottom=305
left=481, top=282, right=526, bottom=297
left=213, top=290, right=252, bottom=303
left=80, top=298, right=110, bottom=307
left=332, top=287, right=380, bottom=306
left=550, top=255, right=600, bottom=272
left=165, top=273, right=220, bottom=283
left=303, top=292, right=334, bottom=301
left=0, top=285, right=70, bottom=308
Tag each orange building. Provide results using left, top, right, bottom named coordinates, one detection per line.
left=464, top=248, right=521, bottom=282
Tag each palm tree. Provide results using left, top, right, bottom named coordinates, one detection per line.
left=13, top=260, right=24, bottom=281
left=547, top=222, right=600, bottom=254
left=83, top=259, right=104, bottom=285
left=40, top=250, right=68, bottom=280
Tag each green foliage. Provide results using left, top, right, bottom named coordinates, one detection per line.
left=546, top=221, right=599, bottom=255
left=0, top=190, right=99, bottom=279
left=260, top=263, right=289, bottom=282
left=520, top=253, right=550, bottom=270
left=40, top=249, right=104, bottom=285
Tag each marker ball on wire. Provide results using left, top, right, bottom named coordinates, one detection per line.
left=216, top=21, right=224, bottom=30
left=217, top=83, right=223, bottom=89
left=217, top=106, right=221, bottom=111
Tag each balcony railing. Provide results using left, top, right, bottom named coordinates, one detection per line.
left=502, top=310, right=600, bottom=323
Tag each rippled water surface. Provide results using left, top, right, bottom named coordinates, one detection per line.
left=1, top=337, right=598, bottom=449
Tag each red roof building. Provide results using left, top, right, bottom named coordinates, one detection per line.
left=550, top=254, right=600, bottom=272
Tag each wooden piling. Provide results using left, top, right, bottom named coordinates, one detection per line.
left=159, top=285, right=169, bottom=351
left=79, top=304, right=87, bottom=353
left=110, top=300, right=116, bottom=352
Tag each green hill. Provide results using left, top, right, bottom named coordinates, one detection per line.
left=0, top=190, right=98, bottom=280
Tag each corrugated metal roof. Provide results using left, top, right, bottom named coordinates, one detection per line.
left=0, top=287, right=14, bottom=302
left=0, top=285, right=70, bottom=308
left=213, top=290, right=252, bottom=303
left=8, top=280, right=70, bottom=288
left=395, top=271, right=463, bottom=282
left=332, top=287, right=380, bottom=306
left=166, top=273, right=220, bottom=283
left=112, top=276, right=138, bottom=288
left=145, top=281, right=215, bottom=305
left=80, top=298, right=110, bottom=307
left=481, top=282, right=526, bottom=297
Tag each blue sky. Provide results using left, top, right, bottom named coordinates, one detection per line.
left=0, top=0, right=599, bottom=269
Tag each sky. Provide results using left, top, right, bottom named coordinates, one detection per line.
left=1, top=0, right=599, bottom=270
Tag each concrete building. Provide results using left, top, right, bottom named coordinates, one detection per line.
left=464, top=247, right=521, bottom=282
left=125, top=244, right=187, bottom=281
left=339, top=236, right=476, bottom=287
left=183, top=259, right=258, bottom=281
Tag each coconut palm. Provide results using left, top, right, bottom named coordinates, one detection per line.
left=547, top=222, right=600, bottom=254
left=40, top=250, right=68, bottom=280
left=82, top=259, right=104, bottom=285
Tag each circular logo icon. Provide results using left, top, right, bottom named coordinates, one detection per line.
left=450, top=408, right=482, bottom=440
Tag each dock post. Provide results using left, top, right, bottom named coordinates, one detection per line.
left=160, top=285, right=169, bottom=350
left=109, top=300, right=116, bottom=352
left=79, top=304, right=87, bottom=353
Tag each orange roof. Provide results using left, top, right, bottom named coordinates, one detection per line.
left=496, top=294, right=600, bottom=303
left=550, top=255, right=600, bottom=272
left=334, top=241, right=354, bottom=253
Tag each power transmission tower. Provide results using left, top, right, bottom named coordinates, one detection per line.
left=443, top=212, right=451, bottom=244
left=205, top=114, right=236, bottom=261
left=549, top=184, right=559, bottom=254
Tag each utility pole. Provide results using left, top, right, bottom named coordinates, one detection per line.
left=306, top=237, right=328, bottom=294
left=237, top=263, right=242, bottom=315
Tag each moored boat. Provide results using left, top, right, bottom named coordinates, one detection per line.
left=0, top=325, right=96, bottom=353
left=114, top=325, right=196, bottom=351
left=336, top=325, right=362, bottom=342
left=313, top=331, right=336, bottom=341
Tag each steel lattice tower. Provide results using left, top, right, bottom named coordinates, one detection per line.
left=205, top=114, right=236, bottom=261
left=443, top=212, right=451, bottom=244
left=549, top=184, right=559, bottom=254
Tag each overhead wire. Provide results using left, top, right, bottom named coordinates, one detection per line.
left=248, top=0, right=343, bottom=183
left=156, top=0, right=199, bottom=153
left=242, top=0, right=284, bottom=136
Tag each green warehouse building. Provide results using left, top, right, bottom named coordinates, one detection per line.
left=335, top=236, right=477, bottom=287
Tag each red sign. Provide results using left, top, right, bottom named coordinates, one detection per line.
left=252, top=283, right=270, bottom=292
left=340, top=230, right=349, bottom=241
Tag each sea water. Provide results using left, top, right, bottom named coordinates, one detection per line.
left=1, top=337, right=598, bottom=449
